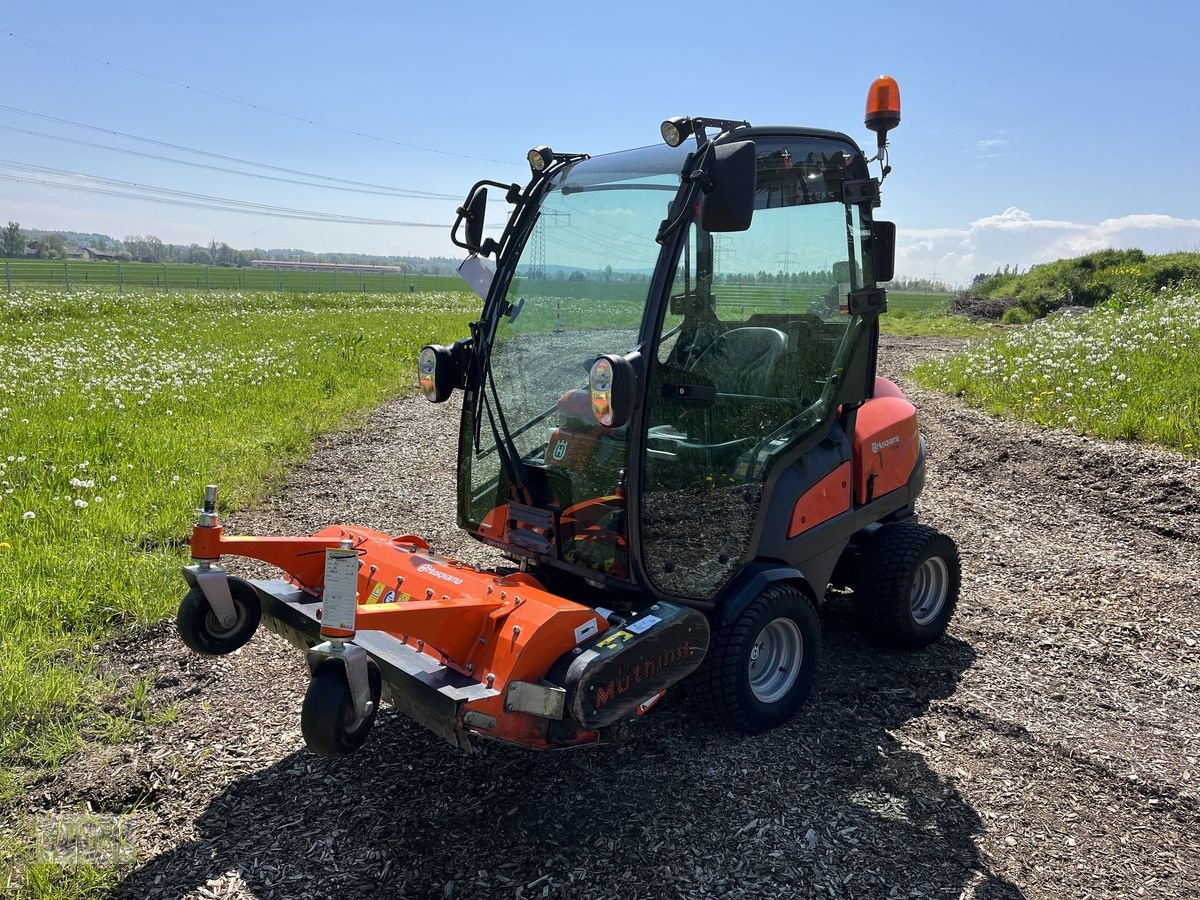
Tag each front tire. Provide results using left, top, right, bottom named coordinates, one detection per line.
left=176, top=579, right=261, bottom=656
left=855, top=522, right=960, bottom=649
left=301, top=659, right=382, bottom=758
left=694, top=584, right=821, bottom=733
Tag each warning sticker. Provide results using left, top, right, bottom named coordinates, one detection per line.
left=574, top=618, right=600, bottom=645
left=367, top=583, right=385, bottom=603
left=627, top=614, right=661, bottom=635
left=322, top=549, right=359, bottom=632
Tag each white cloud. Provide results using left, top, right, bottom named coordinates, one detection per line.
left=896, top=207, right=1200, bottom=286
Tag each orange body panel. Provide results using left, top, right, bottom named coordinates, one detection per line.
left=853, top=394, right=920, bottom=504
left=873, top=376, right=905, bottom=399
left=787, top=462, right=851, bottom=538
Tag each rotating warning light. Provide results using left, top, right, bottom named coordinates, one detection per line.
left=865, top=75, right=901, bottom=136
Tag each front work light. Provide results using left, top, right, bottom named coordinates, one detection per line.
left=660, top=116, right=693, bottom=148
left=418, top=344, right=455, bottom=403
left=527, top=145, right=554, bottom=172
left=588, top=354, right=637, bottom=428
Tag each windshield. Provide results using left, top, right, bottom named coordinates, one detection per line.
left=461, top=143, right=690, bottom=579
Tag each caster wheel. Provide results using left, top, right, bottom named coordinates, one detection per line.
left=301, top=658, right=382, bottom=758
left=176, top=579, right=261, bottom=655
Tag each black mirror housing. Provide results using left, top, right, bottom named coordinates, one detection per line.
left=700, top=140, right=756, bottom=233
left=871, top=220, right=896, bottom=283
left=462, top=187, right=488, bottom=253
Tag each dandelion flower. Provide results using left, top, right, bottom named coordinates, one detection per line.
left=74, top=498, right=88, bottom=509
left=21, top=511, right=35, bottom=520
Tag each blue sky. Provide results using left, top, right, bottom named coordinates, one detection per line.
left=3, top=0, right=1198, bottom=284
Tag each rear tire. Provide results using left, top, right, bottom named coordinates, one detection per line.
left=176, top=580, right=261, bottom=656
left=694, top=584, right=821, bottom=733
left=854, top=522, right=960, bottom=649
left=301, top=659, right=382, bottom=758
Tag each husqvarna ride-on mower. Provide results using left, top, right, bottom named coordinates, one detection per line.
left=175, top=76, right=960, bottom=756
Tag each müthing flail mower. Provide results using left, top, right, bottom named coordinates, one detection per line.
left=176, top=76, right=961, bottom=757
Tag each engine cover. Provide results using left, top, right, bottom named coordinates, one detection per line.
left=561, top=601, right=710, bottom=728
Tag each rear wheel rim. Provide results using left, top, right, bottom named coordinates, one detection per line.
left=910, top=556, right=950, bottom=625
left=748, top=617, right=804, bottom=704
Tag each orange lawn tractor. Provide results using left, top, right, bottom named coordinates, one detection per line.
left=176, top=76, right=961, bottom=756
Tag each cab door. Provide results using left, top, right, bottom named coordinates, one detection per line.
left=637, top=139, right=870, bottom=600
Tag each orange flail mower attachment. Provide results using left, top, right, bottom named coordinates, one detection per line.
left=188, top=520, right=612, bottom=749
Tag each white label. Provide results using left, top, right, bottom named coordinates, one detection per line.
left=457, top=255, right=495, bottom=301
left=627, top=614, right=661, bottom=634
left=322, top=549, right=360, bottom=632
left=574, top=618, right=600, bottom=645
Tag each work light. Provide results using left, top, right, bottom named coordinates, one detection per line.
left=527, top=146, right=554, bottom=172
left=660, top=117, right=692, bottom=148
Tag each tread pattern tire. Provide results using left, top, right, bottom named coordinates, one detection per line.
left=693, top=584, right=821, bottom=733
left=854, top=522, right=960, bottom=649
left=176, top=580, right=261, bottom=656
left=301, top=659, right=382, bottom=758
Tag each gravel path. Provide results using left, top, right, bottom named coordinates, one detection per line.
left=18, top=334, right=1200, bottom=899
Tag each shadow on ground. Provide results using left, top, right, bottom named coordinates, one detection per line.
left=116, top=617, right=1021, bottom=899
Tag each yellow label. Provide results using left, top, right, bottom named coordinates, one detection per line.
left=596, top=629, right=634, bottom=650
left=367, top=583, right=385, bottom=603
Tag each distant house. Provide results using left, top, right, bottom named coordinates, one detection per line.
left=82, top=247, right=122, bottom=261
left=23, top=242, right=40, bottom=257
left=65, top=245, right=86, bottom=260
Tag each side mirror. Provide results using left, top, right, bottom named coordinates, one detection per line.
left=462, top=187, right=488, bottom=252
left=700, top=140, right=756, bottom=233
left=871, top=220, right=896, bottom=283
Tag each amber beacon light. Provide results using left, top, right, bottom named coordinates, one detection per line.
left=865, top=75, right=901, bottom=150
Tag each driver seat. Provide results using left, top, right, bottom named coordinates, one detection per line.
left=688, top=326, right=788, bottom=396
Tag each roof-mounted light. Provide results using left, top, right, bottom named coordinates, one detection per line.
left=865, top=75, right=901, bottom=148
left=527, top=145, right=554, bottom=173
left=660, top=117, right=693, bottom=148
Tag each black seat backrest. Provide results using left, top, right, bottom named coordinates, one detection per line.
left=688, top=326, right=788, bottom=396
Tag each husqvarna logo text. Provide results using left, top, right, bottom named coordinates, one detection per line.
left=552, top=439, right=568, bottom=461
left=417, top=562, right=464, bottom=586
left=871, top=435, right=900, bottom=454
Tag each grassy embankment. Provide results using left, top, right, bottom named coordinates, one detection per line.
left=916, top=279, right=1200, bottom=454
left=970, top=248, right=1200, bottom=323
left=0, top=289, right=476, bottom=783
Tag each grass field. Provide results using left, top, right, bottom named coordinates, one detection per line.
left=914, top=280, right=1200, bottom=453
left=883, top=292, right=996, bottom=337
left=2, top=259, right=453, bottom=294
left=0, top=287, right=476, bottom=780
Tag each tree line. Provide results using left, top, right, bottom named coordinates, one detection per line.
left=0, top=221, right=461, bottom=274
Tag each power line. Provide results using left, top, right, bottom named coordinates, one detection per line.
left=0, top=104, right=460, bottom=198
left=0, top=123, right=460, bottom=201
left=0, top=163, right=451, bottom=227
left=6, top=31, right=517, bottom=166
